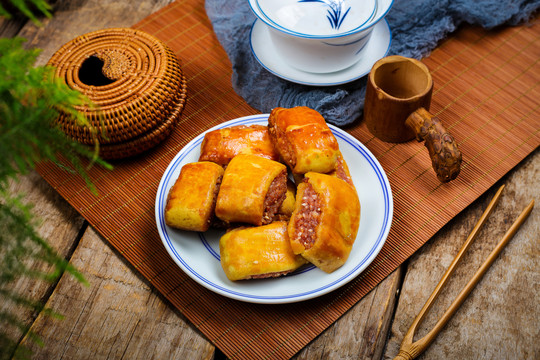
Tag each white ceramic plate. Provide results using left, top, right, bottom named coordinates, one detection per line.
left=155, top=114, right=393, bottom=304
left=249, top=18, right=391, bottom=86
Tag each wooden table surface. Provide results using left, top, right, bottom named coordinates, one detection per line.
left=2, top=1, right=538, bottom=359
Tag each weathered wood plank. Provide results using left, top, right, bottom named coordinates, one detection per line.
left=3, top=0, right=216, bottom=358
left=384, top=149, right=539, bottom=359
left=1, top=8, right=87, bottom=355
left=20, top=227, right=215, bottom=360
left=294, top=267, right=403, bottom=360
left=17, top=0, right=177, bottom=66
left=4, top=1, right=538, bottom=359
left=0, top=172, right=85, bottom=352
left=0, top=16, right=26, bottom=37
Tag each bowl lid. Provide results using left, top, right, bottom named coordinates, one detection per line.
left=255, top=0, right=377, bottom=36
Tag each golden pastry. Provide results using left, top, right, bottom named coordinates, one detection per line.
left=326, top=152, right=355, bottom=188
left=288, top=172, right=361, bottom=273
left=268, top=106, right=340, bottom=174
left=165, top=161, right=224, bottom=232
left=275, top=179, right=297, bottom=220
left=220, top=221, right=307, bottom=281
left=199, top=124, right=280, bottom=166
left=215, top=154, right=287, bottom=226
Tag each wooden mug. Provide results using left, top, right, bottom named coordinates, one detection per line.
left=364, top=55, right=462, bottom=182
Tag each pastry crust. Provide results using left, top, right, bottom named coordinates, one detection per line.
left=326, top=152, right=355, bottom=189
left=276, top=179, right=297, bottom=220
left=164, top=161, right=224, bottom=232
left=268, top=106, right=340, bottom=174
left=199, top=124, right=280, bottom=166
left=215, top=154, right=287, bottom=226
left=288, top=172, right=361, bottom=273
left=220, top=221, right=307, bottom=281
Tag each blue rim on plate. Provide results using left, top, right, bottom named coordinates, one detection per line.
left=249, top=18, right=392, bottom=86
left=249, top=0, right=394, bottom=39
left=155, top=114, right=393, bottom=304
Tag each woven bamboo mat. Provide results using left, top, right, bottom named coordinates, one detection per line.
left=36, top=1, right=539, bottom=359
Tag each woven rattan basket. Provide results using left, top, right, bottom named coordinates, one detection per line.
left=48, top=28, right=188, bottom=159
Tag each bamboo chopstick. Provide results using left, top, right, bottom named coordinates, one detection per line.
left=394, top=185, right=535, bottom=360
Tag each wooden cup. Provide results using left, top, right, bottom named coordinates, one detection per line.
left=364, top=55, right=462, bottom=182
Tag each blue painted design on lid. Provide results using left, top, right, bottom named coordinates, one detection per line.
left=299, top=0, right=351, bottom=30
left=251, top=0, right=392, bottom=40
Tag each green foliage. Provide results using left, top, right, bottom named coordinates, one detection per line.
left=0, top=190, right=69, bottom=359
left=1, top=2, right=112, bottom=358
left=0, top=0, right=52, bottom=24
left=0, top=37, right=111, bottom=193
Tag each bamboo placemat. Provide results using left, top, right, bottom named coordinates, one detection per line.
left=36, top=1, right=539, bottom=359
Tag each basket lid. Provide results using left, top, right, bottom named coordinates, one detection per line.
left=48, top=27, right=188, bottom=159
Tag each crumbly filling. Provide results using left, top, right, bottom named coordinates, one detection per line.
left=334, top=157, right=354, bottom=186
left=269, top=121, right=296, bottom=169
left=210, top=175, right=226, bottom=228
left=245, top=270, right=292, bottom=280
left=262, top=170, right=287, bottom=224
left=293, top=182, right=321, bottom=249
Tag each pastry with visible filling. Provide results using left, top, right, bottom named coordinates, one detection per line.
left=215, top=154, right=287, bottom=226
left=199, top=124, right=280, bottom=166
left=275, top=179, right=297, bottom=220
left=268, top=106, right=340, bottom=174
left=220, top=221, right=307, bottom=281
left=288, top=172, right=360, bottom=273
left=326, top=152, right=355, bottom=188
left=165, top=161, right=224, bottom=232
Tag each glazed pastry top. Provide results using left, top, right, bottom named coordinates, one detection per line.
left=199, top=124, right=280, bottom=166
left=164, top=161, right=224, bottom=232
left=268, top=106, right=340, bottom=174
left=220, top=221, right=307, bottom=281
left=215, top=154, right=287, bottom=225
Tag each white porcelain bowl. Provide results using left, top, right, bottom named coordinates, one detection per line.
left=248, top=0, right=394, bottom=73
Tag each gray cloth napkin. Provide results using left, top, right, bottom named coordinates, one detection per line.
left=205, top=0, right=539, bottom=126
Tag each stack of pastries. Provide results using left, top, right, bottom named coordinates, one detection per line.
left=164, top=106, right=361, bottom=280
